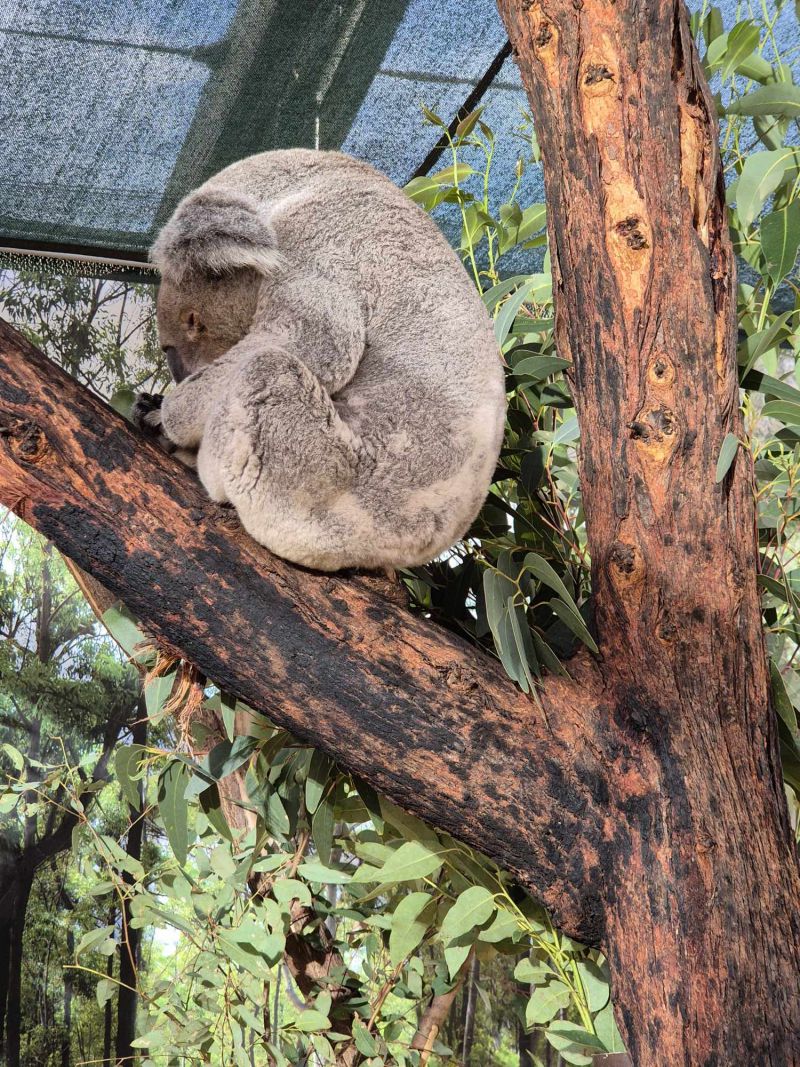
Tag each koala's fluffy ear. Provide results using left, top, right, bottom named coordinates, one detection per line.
left=150, top=188, right=282, bottom=283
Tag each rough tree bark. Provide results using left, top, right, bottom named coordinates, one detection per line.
left=496, top=0, right=800, bottom=1061
left=0, top=0, right=798, bottom=1059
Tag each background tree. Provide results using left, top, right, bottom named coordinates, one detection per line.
left=0, top=519, right=140, bottom=1066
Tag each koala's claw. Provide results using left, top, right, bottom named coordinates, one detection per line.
left=132, top=392, right=164, bottom=435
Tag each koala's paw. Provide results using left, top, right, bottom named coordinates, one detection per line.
left=132, top=392, right=165, bottom=435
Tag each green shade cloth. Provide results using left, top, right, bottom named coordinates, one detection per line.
left=0, top=0, right=515, bottom=258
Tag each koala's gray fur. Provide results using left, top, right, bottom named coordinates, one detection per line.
left=141, top=149, right=506, bottom=572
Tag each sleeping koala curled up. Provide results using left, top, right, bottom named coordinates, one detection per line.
left=134, top=149, right=506, bottom=571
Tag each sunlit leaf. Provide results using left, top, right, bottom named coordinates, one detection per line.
left=726, top=83, right=800, bottom=117
left=762, top=400, right=800, bottom=426
left=576, top=958, right=610, bottom=1012
left=353, top=840, right=443, bottom=883
left=526, top=981, right=571, bottom=1025
left=734, top=148, right=799, bottom=230
left=440, top=886, right=496, bottom=944
left=455, top=106, right=484, bottom=139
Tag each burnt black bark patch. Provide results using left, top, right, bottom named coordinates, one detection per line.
left=610, top=541, right=636, bottom=574
left=615, top=216, right=649, bottom=250
left=585, top=63, right=614, bottom=84
left=534, top=21, right=553, bottom=47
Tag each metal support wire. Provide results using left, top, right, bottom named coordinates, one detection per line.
left=407, top=38, right=513, bottom=182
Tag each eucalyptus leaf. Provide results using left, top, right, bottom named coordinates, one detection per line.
left=354, top=840, right=443, bottom=884
left=312, top=794, right=335, bottom=865
left=115, top=744, right=145, bottom=810
left=513, top=354, right=571, bottom=380
left=199, top=784, right=233, bottom=842
left=726, top=83, right=800, bottom=117
left=576, top=958, right=611, bottom=1012
left=144, top=673, right=176, bottom=719
left=545, top=1021, right=608, bottom=1054
left=734, top=148, right=799, bottom=230
left=444, top=940, right=473, bottom=979
left=76, top=925, right=116, bottom=956
left=1, top=743, right=24, bottom=773
left=761, top=201, right=800, bottom=284
left=440, top=886, right=496, bottom=944
left=101, top=603, right=149, bottom=662
left=293, top=1009, right=330, bottom=1033
left=494, top=275, right=552, bottom=346
left=220, top=692, right=237, bottom=742
left=762, top=400, right=800, bottom=426
left=404, top=164, right=475, bottom=210
left=389, top=892, right=434, bottom=966
left=306, top=750, right=333, bottom=814
left=553, top=414, right=579, bottom=445
left=96, top=977, right=116, bottom=1008
left=742, top=369, right=800, bottom=403
left=455, top=106, right=484, bottom=139
left=157, top=760, right=190, bottom=866
left=353, top=1019, right=379, bottom=1057
left=715, top=433, right=741, bottom=482
left=770, top=660, right=800, bottom=752
left=593, top=1001, right=627, bottom=1053
left=550, top=599, right=599, bottom=654
left=204, top=736, right=258, bottom=781
left=714, top=21, right=760, bottom=82
left=295, top=860, right=353, bottom=885
left=526, top=981, right=572, bottom=1025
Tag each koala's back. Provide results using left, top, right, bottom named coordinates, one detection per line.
left=204, top=149, right=504, bottom=441
left=202, top=150, right=497, bottom=373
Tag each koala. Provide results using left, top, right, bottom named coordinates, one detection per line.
left=134, top=149, right=506, bottom=572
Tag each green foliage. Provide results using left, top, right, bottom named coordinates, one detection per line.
left=0, top=270, right=168, bottom=399
left=0, top=517, right=144, bottom=1066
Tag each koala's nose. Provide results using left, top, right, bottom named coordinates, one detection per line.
left=162, top=345, right=186, bottom=383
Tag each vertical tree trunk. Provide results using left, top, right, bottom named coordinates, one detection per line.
left=516, top=972, right=533, bottom=1067
left=115, top=707, right=146, bottom=1066
left=460, top=955, right=479, bottom=1066
left=61, top=928, right=73, bottom=1067
left=0, top=911, right=11, bottom=1059
left=5, top=869, right=33, bottom=1067
left=103, top=907, right=115, bottom=1066
left=497, top=0, right=800, bottom=1063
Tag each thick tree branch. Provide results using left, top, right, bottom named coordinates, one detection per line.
left=0, top=318, right=607, bottom=944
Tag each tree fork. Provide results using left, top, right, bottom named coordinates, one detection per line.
left=497, top=0, right=800, bottom=1061
left=0, top=317, right=609, bottom=944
